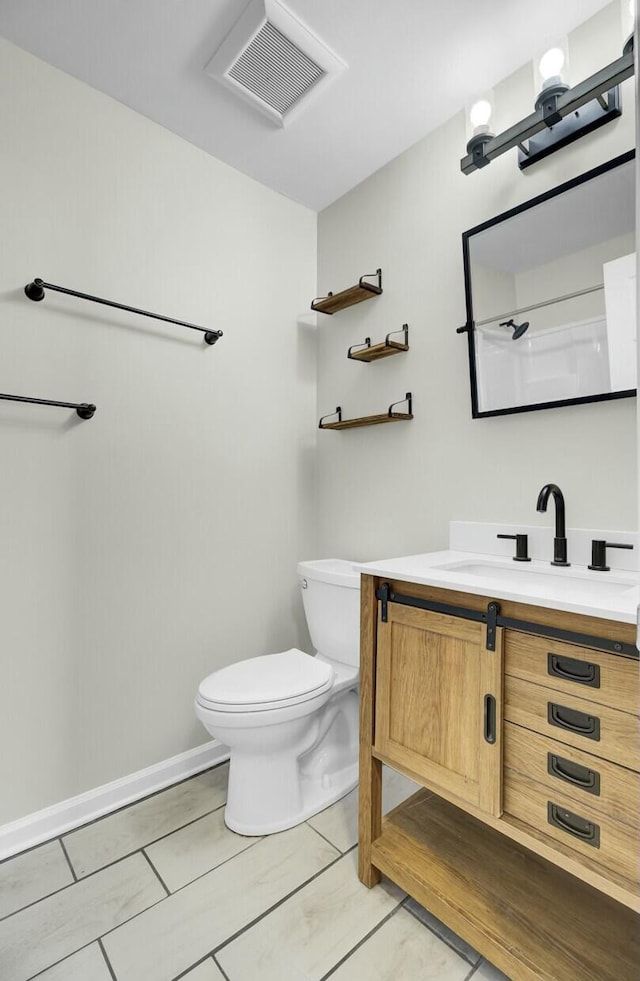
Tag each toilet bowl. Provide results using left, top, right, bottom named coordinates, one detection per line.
left=195, top=559, right=361, bottom=835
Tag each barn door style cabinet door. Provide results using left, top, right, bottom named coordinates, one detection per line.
left=374, top=602, right=502, bottom=816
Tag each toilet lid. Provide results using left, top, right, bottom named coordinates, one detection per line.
left=197, top=649, right=334, bottom=710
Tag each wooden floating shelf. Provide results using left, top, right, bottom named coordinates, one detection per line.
left=320, top=412, right=412, bottom=430
left=311, top=268, right=382, bottom=315
left=349, top=324, right=409, bottom=362
left=348, top=341, right=407, bottom=362
left=319, top=393, right=413, bottom=430
left=372, top=790, right=640, bottom=981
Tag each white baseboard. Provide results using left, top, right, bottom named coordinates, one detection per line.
left=0, top=740, right=230, bottom=861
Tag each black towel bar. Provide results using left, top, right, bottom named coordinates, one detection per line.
left=0, top=392, right=96, bottom=419
left=25, top=278, right=222, bottom=346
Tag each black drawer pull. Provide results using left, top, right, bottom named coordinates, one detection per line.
left=547, top=753, right=600, bottom=795
left=547, top=802, right=600, bottom=847
left=483, top=693, right=496, bottom=744
left=547, top=653, right=600, bottom=688
left=548, top=702, right=600, bottom=741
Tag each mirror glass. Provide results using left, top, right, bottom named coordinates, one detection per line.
left=462, top=151, right=636, bottom=417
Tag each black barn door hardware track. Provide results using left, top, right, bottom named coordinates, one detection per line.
left=375, top=583, right=638, bottom=658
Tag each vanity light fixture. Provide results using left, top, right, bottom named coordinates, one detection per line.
left=465, top=93, right=495, bottom=169
left=532, top=40, right=570, bottom=129
left=461, top=33, right=634, bottom=174
left=622, top=0, right=636, bottom=52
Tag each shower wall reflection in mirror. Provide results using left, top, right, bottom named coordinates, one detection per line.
left=461, top=151, right=636, bottom=417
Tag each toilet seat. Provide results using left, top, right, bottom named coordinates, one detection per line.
left=197, top=648, right=335, bottom=713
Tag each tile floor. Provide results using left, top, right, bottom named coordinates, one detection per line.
left=0, top=763, right=510, bottom=981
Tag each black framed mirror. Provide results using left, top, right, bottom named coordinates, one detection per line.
left=461, top=150, right=636, bottom=418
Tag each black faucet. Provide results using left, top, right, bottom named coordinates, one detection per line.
left=536, top=483, right=570, bottom=567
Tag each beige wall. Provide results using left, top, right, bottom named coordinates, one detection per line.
left=316, top=3, right=637, bottom=563
left=1, top=2, right=637, bottom=829
left=0, top=40, right=317, bottom=823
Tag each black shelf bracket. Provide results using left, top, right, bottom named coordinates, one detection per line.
left=348, top=337, right=373, bottom=358
left=385, top=323, right=408, bottom=347
left=25, top=278, right=222, bottom=346
left=359, top=268, right=382, bottom=291
left=388, top=392, right=412, bottom=417
left=319, top=406, right=342, bottom=427
left=0, top=392, right=96, bottom=419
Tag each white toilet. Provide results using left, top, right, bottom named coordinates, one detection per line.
left=194, top=559, right=361, bottom=835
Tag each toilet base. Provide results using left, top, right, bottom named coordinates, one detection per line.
left=219, top=687, right=360, bottom=836
left=224, top=760, right=358, bottom=836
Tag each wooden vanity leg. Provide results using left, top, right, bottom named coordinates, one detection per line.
left=358, top=574, right=382, bottom=887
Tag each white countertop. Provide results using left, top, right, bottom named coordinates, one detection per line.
left=355, top=549, right=640, bottom=626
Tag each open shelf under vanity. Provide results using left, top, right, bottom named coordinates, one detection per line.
left=374, top=789, right=640, bottom=981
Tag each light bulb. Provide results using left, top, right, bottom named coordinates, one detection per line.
left=621, top=0, right=634, bottom=51
left=539, top=47, right=565, bottom=82
left=470, top=99, right=492, bottom=129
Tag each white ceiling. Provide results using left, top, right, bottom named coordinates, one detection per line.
left=0, top=0, right=613, bottom=211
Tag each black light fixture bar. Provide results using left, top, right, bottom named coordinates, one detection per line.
left=558, top=51, right=633, bottom=114
left=0, top=392, right=96, bottom=419
left=24, top=278, right=222, bottom=346
left=460, top=49, right=634, bottom=175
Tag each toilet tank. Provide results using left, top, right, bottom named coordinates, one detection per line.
left=297, top=559, right=361, bottom=667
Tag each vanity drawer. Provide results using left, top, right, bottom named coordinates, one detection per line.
left=504, top=676, right=640, bottom=770
left=504, top=722, right=640, bottom=830
left=504, top=766, right=639, bottom=886
left=504, top=631, right=639, bottom=716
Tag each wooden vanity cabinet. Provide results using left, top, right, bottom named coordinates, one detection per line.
left=358, top=574, right=640, bottom=981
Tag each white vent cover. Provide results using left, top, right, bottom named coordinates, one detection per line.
left=205, top=0, right=347, bottom=127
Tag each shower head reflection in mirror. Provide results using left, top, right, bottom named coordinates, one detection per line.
left=500, top=318, right=530, bottom=340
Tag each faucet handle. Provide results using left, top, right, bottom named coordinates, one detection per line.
left=588, top=540, right=634, bottom=572
left=497, top=533, right=531, bottom=562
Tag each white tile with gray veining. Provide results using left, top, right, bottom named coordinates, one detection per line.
left=307, top=764, right=420, bottom=853
left=0, top=840, right=74, bottom=920
left=180, top=958, right=227, bottom=980
left=145, top=805, right=258, bottom=892
left=0, top=852, right=165, bottom=981
left=473, top=959, right=512, bottom=980
left=329, top=906, right=472, bottom=981
left=404, top=896, right=481, bottom=965
left=102, top=822, right=339, bottom=981
left=29, top=943, right=113, bottom=981
left=217, top=850, right=404, bottom=981
left=0, top=765, right=515, bottom=981
left=63, top=764, right=229, bottom=877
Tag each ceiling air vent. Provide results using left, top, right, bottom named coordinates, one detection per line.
left=205, top=0, right=347, bottom=127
